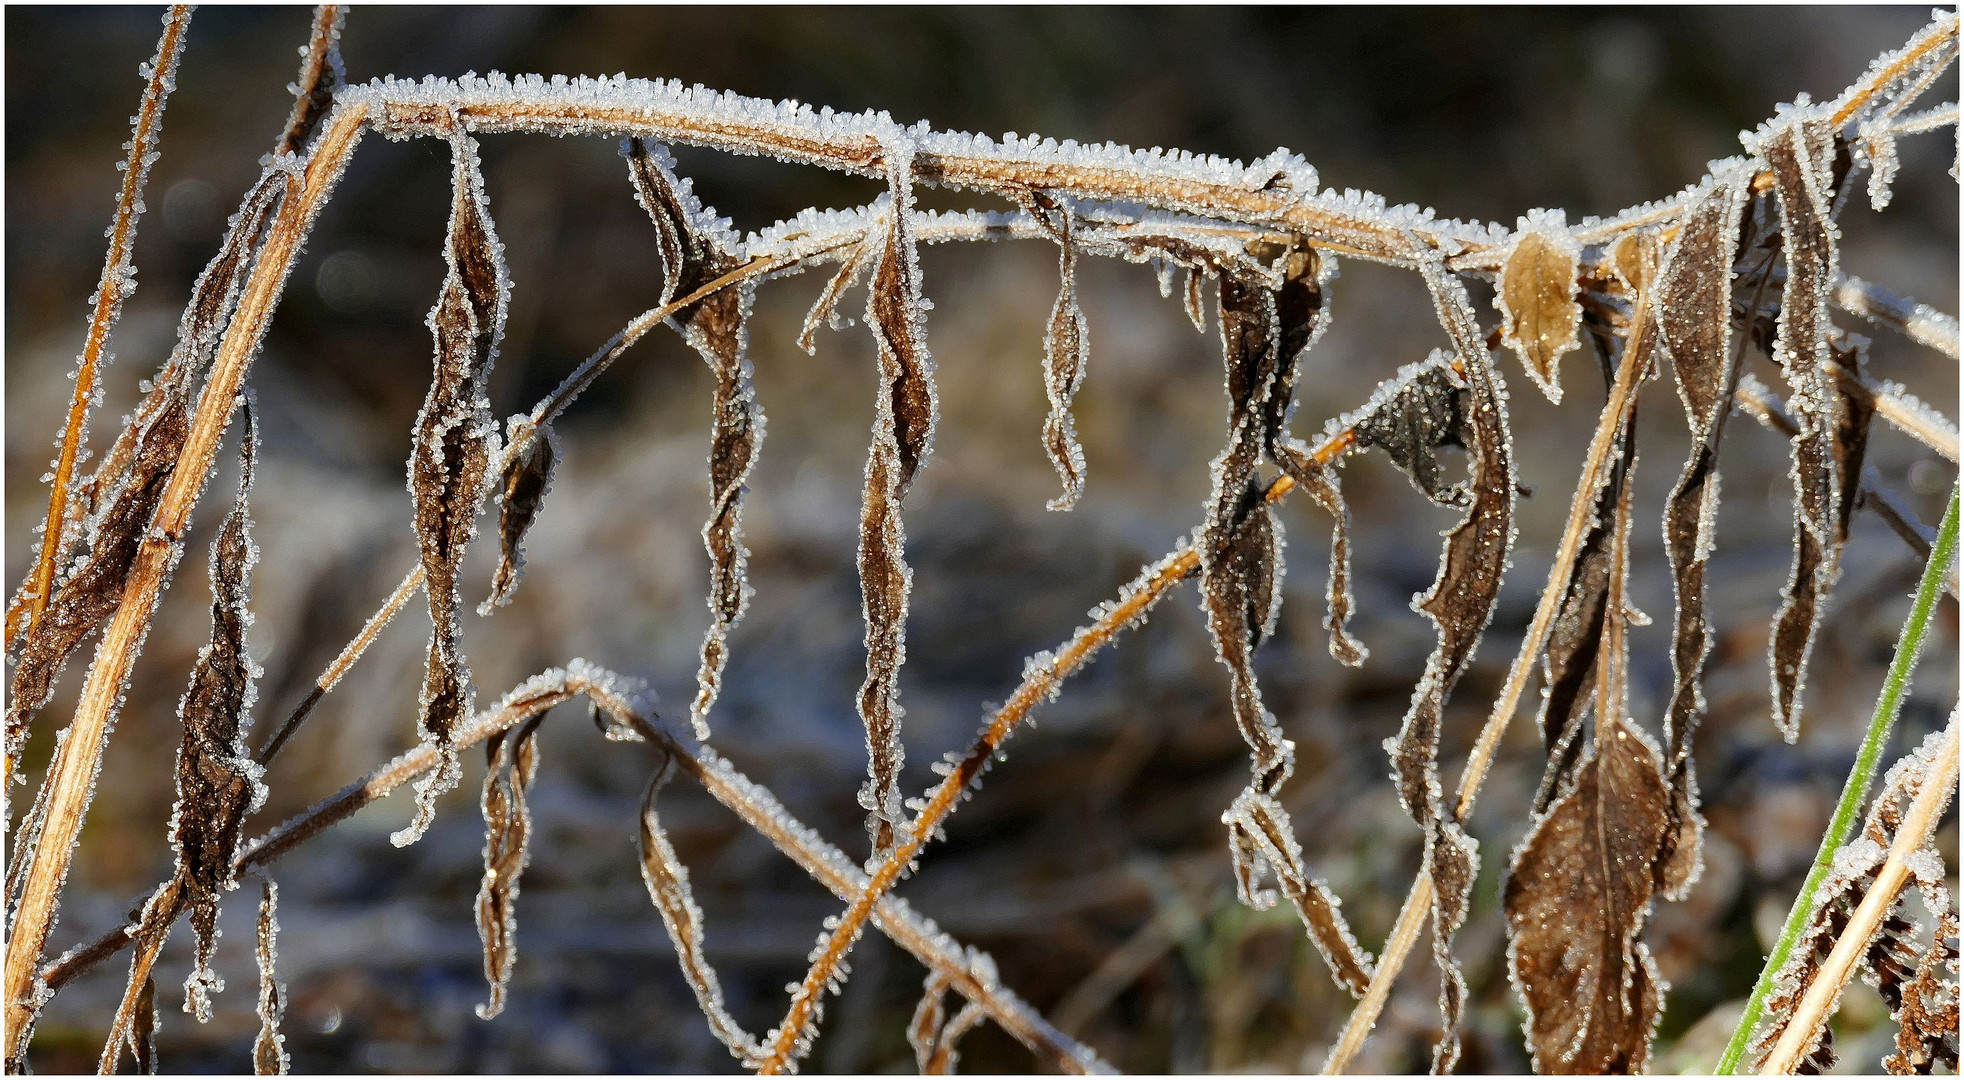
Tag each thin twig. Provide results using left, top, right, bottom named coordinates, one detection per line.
left=1757, top=714, right=1960, bottom=1075
left=1832, top=273, right=1961, bottom=361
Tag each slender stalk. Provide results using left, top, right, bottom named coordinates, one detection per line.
left=1757, top=715, right=1959, bottom=1075
left=6, top=6, right=189, bottom=655
left=0, top=104, right=369, bottom=1059
left=1716, top=483, right=1960, bottom=1073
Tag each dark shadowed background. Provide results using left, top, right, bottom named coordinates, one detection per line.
left=6, top=6, right=1958, bottom=1073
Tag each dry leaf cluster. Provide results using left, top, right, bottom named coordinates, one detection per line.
left=2, top=7, right=1959, bottom=1075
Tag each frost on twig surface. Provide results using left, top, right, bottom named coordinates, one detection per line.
left=397, top=131, right=509, bottom=847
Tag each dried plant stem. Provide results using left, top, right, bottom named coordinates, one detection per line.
left=1718, top=483, right=1960, bottom=1073
left=37, top=671, right=1109, bottom=1074
left=1324, top=288, right=1655, bottom=1074
left=1757, top=715, right=1959, bottom=1075
left=1, top=104, right=369, bottom=1058
left=274, top=5, right=345, bottom=157
left=1833, top=274, right=1960, bottom=361
left=4, top=6, right=189, bottom=656
left=257, top=565, right=422, bottom=764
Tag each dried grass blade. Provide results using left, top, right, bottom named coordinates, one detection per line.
left=856, top=144, right=937, bottom=859
left=7, top=6, right=189, bottom=655
left=174, top=404, right=268, bottom=1021
left=473, top=713, right=544, bottom=1020
left=685, top=285, right=761, bottom=741
left=252, top=876, right=288, bottom=1075
left=97, top=882, right=181, bottom=1076
left=397, top=131, right=508, bottom=846
left=1753, top=721, right=1960, bottom=1073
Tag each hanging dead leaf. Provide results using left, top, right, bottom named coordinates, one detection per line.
left=855, top=143, right=937, bottom=859
left=474, top=713, right=545, bottom=1020
left=398, top=132, right=508, bottom=846
left=1495, top=216, right=1582, bottom=402
left=481, top=418, right=560, bottom=614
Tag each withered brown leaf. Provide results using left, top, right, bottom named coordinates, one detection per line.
left=855, top=144, right=937, bottom=858
left=1224, top=789, right=1375, bottom=995
left=1760, top=116, right=1845, bottom=743
left=637, top=765, right=767, bottom=1066
left=174, top=402, right=268, bottom=1022
left=1504, top=715, right=1673, bottom=1073
left=1350, top=355, right=1472, bottom=506
left=685, top=285, right=761, bottom=742
left=253, top=876, right=289, bottom=1075
left=1505, top=435, right=1680, bottom=1074
left=1654, top=168, right=1751, bottom=891
left=1496, top=218, right=1582, bottom=403
left=1400, top=248, right=1517, bottom=1073
left=623, top=138, right=766, bottom=744
left=5, top=170, right=286, bottom=765
left=1031, top=192, right=1092, bottom=511
left=481, top=418, right=560, bottom=614
left=1199, top=272, right=1292, bottom=797
left=1275, top=441, right=1367, bottom=666
left=474, top=713, right=545, bottom=1020
left=398, top=132, right=508, bottom=846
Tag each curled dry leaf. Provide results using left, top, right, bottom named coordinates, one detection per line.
left=1759, top=114, right=1848, bottom=743
left=474, top=713, right=545, bottom=1020
left=99, top=881, right=181, bottom=1075
left=1275, top=441, right=1367, bottom=666
left=253, top=877, right=289, bottom=1075
left=1495, top=212, right=1582, bottom=403
left=623, top=138, right=765, bottom=743
left=1032, top=192, right=1092, bottom=511
left=397, top=131, right=508, bottom=847
left=1223, top=789, right=1375, bottom=995
left=1199, top=272, right=1293, bottom=795
left=798, top=236, right=873, bottom=354
left=481, top=417, right=560, bottom=614
left=1654, top=167, right=1751, bottom=889
left=637, top=764, right=767, bottom=1067
left=855, top=143, right=937, bottom=859
left=174, top=403, right=269, bottom=1022
left=5, top=170, right=285, bottom=767
left=685, top=286, right=761, bottom=741
left=1350, top=354, right=1472, bottom=506
left=1399, top=248, right=1516, bottom=1073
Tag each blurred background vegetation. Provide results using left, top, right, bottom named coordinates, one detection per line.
left=6, top=6, right=1957, bottom=1073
